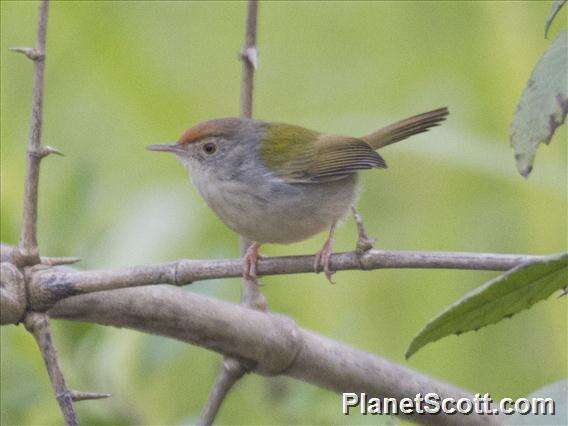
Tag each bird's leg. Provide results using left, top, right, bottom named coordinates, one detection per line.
left=243, top=241, right=262, bottom=279
left=351, top=206, right=375, bottom=254
left=314, top=223, right=336, bottom=284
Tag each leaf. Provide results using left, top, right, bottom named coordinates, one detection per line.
left=406, top=253, right=568, bottom=359
left=545, top=0, right=567, bottom=39
left=505, top=380, right=567, bottom=425
left=510, top=30, right=568, bottom=178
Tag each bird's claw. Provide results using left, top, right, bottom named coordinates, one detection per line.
left=243, top=242, right=261, bottom=279
left=314, top=239, right=335, bottom=284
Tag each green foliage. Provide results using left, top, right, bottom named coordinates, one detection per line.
left=406, top=253, right=568, bottom=359
left=1, top=1, right=566, bottom=425
left=511, top=29, right=567, bottom=177
left=545, top=0, right=566, bottom=38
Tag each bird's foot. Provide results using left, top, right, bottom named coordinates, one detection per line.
left=314, top=237, right=335, bottom=284
left=243, top=242, right=262, bottom=279
left=351, top=206, right=375, bottom=254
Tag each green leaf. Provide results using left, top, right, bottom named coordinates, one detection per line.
left=545, top=0, right=566, bottom=38
left=406, top=253, right=568, bottom=359
left=510, top=30, right=568, bottom=178
left=505, top=379, right=567, bottom=425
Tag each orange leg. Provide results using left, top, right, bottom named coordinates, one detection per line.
left=314, top=224, right=336, bottom=284
left=243, top=241, right=262, bottom=279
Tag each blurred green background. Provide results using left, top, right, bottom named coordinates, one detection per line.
left=1, top=1, right=566, bottom=425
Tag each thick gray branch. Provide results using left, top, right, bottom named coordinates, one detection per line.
left=49, top=286, right=500, bottom=425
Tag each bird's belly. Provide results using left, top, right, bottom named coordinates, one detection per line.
left=195, top=175, right=359, bottom=244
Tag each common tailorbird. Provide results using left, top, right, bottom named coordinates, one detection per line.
left=148, top=107, right=449, bottom=282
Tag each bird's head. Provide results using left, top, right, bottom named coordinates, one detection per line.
left=147, top=117, right=267, bottom=180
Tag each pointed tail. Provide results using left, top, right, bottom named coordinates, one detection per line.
left=361, top=107, right=449, bottom=150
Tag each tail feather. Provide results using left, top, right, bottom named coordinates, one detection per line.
left=361, top=107, right=449, bottom=150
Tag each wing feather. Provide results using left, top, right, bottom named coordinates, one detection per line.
left=261, top=124, right=386, bottom=184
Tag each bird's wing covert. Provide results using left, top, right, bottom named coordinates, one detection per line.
left=261, top=124, right=386, bottom=183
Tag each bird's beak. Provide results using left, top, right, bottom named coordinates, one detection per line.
left=146, top=142, right=185, bottom=154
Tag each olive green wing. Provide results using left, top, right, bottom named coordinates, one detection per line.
left=261, top=123, right=386, bottom=183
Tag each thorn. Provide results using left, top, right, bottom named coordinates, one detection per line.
left=351, top=206, right=375, bottom=254
left=41, top=146, right=64, bottom=157
left=9, top=46, right=43, bottom=61
left=42, top=256, right=81, bottom=266
left=241, top=47, right=258, bottom=70
left=70, top=390, right=111, bottom=402
left=28, top=146, right=64, bottom=159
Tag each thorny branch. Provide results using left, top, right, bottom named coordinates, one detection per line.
left=16, top=248, right=549, bottom=311
left=2, top=1, right=562, bottom=425
left=15, top=0, right=50, bottom=265
left=240, top=0, right=258, bottom=118
left=199, top=2, right=261, bottom=424
left=24, top=312, right=78, bottom=426
left=7, top=2, right=104, bottom=423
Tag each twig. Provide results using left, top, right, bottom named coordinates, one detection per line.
left=24, top=312, right=77, bottom=426
left=15, top=0, right=51, bottom=265
left=199, top=2, right=261, bottom=424
left=49, top=285, right=500, bottom=426
left=24, top=249, right=551, bottom=310
left=198, top=358, right=246, bottom=426
left=351, top=206, right=376, bottom=254
left=240, top=0, right=258, bottom=119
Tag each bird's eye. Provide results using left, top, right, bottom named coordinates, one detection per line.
left=202, top=142, right=217, bottom=155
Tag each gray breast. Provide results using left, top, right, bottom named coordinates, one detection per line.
left=192, top=168, right=359, bottom=244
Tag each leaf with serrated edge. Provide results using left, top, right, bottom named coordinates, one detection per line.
left=406, top=253, right=568, bottom=359
left=545, top=0, right=566, bottom=38
left=511, top=30, right=567, bottom=178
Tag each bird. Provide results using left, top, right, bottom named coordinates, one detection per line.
left=147, top=107, right=449, bottom=282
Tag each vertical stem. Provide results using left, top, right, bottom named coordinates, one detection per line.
left=199, top=2, right=261, bottom=424
left=240, top=0, right=258, bottom=119
left=24, top=313, right=78, bottom=426
left=198, top=358, right=246, bottom=426
left=19, top=0, right=50, bottom=263
left=13, top=1, right=79, bottom=423
left=238, top=0, right=263, bottom=306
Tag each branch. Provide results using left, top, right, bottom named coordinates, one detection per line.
left=198, top=358, right=246, bottom=425
left=200, top=2, right=261, bottom=423
left=239, top=0, right=258, bottom=119
left=24, top=248, right=549, bottom=310
left=8, top=3, right=97, bottom=423
left=14, top=0, right=51, bottom=265
left=0, top=262, right=26, bottom=325
left=49, top=286, right=500, bottom=425
left=352, top=207, right=376, bottom=253
left=24, top=312, right=78, bottom=426
left=1, top=243, right=520, bottom=423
